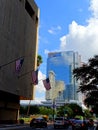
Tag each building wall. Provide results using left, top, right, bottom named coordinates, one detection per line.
left=0, top=0, right=39, bottom=99
left=46, top=71, right=56, bottom=100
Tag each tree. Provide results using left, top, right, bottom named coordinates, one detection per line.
left=57, top=105, right=73, bottom=118
left=20, top=106, right=27, bottom=115
left=68, top=103, right=83, bottom=117
left=83, top=109, right=92, bottom=119
left=56, top=103, right=83, bottom=118
left=37, top=55, right=43, bottom=67
left=39, top=106, right=53, bottom=115
left=29, top=105, right=40, bottom=114
left=73, top=55, right=98, bottom=109
left=20, top=105, right=40, bottom=115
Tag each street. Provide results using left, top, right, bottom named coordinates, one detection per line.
left=15, top=124, right=96, bottom=130
left=16, top=124, right=73, bottom=130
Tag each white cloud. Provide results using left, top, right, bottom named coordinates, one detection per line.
left=44, top=49, right=50, bottom=54
left=78, top=8, right=83, bottom=13
left=34, top=97, right=46, bottom=102
left=35, top=71, right=46, bottom=93
left=20, top=98, right=46, bottom=105
left=60, top=0, right=98, bottom=62
left=89, top=0, right=98, bottom=18
left=57, top=26, right=62, bottom=30
left=48, top=25, right=62, bottom=34
left=48, top=29, right=54, bottom=34
left=44, top=49, right=59, bottom=54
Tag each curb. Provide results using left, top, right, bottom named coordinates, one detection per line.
left=0, top=124, right=29, bottom=130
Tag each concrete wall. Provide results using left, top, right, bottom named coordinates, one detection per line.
left=0, top=0, right=39, bottom=99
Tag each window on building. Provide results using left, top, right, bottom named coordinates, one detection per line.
left=25, top=0, right=35, bottom=19
left=36, top=16, right=38, bottom=25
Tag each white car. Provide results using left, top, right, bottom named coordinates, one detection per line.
left=53, top=117, right=65, bottom=128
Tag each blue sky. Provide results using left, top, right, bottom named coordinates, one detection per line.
left=35, top=0, right=91, bottom=75
left=21, top=0, right=98, bottom=104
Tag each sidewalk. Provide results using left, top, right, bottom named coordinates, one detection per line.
left=0, top=124, right=29, bottom=130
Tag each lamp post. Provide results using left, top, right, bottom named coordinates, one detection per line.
left=52, top=98, right=56, bottom=121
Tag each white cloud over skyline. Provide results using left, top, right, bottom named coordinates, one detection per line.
left=35, top=70, right=46, bottom=93
left=20, top=97, right=46, bottom=105
left=60, top=0, right=98, bottom=62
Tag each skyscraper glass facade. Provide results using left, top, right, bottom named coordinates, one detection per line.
left=46, top=51, right=81, bottom=102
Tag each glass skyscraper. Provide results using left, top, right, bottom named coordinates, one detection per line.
left=46, top=51, right=81, bottom=102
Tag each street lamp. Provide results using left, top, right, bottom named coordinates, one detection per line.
left=52, top=98, right=56, bottom=121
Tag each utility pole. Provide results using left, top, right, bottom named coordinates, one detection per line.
left=52, top=98, right=56, bottom=121
left=27, top=100, right=31, bottom=116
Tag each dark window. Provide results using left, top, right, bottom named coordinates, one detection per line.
left=25, top=0, right=35, bottom=18
left=36, top=16, right=38, bottom=25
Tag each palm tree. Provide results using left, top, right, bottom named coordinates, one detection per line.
left=37, top=55, right=43, bottom=67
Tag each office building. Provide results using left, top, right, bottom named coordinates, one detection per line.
left=46, top=51, right=81, bottom=102
left=0, top=0, right=39, bottom=123
left=46, top=71, right=65, bottom=101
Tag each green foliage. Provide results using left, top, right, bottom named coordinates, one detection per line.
left=20, top=106, right=28, bottom=115
left=57, top=105, right=73, bottom=117
left=20, top=105, right=53, bottom=116
left=29, top=105, right=40, bottom=114
left=39, top=106, right=53, bottom=115
left=68, top=103, right=84, bottom=117
left=19, top=117, right=31, bottom=123
left=57, top=103, right=84, bottom=118
left=64, top=106, right=73, bottom=117
left=83, top=109, right=92, bottom=119
left=73, top=55, right=98, bottom=108
left=37, top=55, right=43, bottom=66
left=20, top=105, right=40, bottom=115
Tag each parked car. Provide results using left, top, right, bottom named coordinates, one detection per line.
left=87, top=119, right=95, bottom=130
left=72, top=120, right=88, bottom=130
left=53, top=117, right=65, bottom=128
left=94, top=121, right=98, bottom=130
left=53, top=117, right=69, bottom=128
left=94, top=120, right=98, bottom=127
left=69, top=118, right=75, bottom=126
left=30, top=117, right=47, bottom=128
left=87, top=119, right=94, bottom=127
left=64, top=118, right=70, bottom=128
